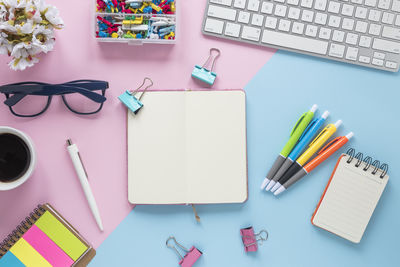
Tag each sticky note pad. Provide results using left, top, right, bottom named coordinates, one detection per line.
left=0, top=251, right=25, bottom=267
left=23, top=224, right=74, bottom=266
left=35, top=211, right=88, bottom=261
left=9, top=239, right=51, bottom=267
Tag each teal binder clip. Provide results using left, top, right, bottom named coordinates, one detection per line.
left=192, top=48, right=220, bottom=86
left=118, top=77, right=153, bottom=114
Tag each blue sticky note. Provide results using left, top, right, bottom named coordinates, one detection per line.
left=118, top=91, right=144, bottom=114
left=0, top=251, right=25, bottom=267
left=192, top=65, right=217, bottom=85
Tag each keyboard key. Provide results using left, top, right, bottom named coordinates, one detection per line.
left=315, top=13, right=328, bottom=24
left=261, top=29, right=329, bottom=54
left=234, top=0, right=247, bottom=8
left=329, top=43, right=345, bottom=58
left=373, top=51, right=385, bottom=59
left=364, top=0, right=377, bottom=6
left=396, top=15, right=400, bottom=26
left=373, top=38, right=400, bottom=53
left=274, top=5, right=287, bottom=17
left=351, top=0, right=363, bottom=4
left=382, top=12, right=395, bottom=24
left=241, top=26, right=261, bottom=41
left=292, top=22, right=305, bottom=34
left=225, top=22, right=241, bottom=37
left=355, top=21, right=368, bottom=33
left=208, top=5, right=237, bottom=21
left=328, top=1, right=341, bottom=13
left=377, top=0, right=390, bottom=9
left=332, top=30, right=345, bottom=42
left=274, top=0, right=286, bottom=3
left=265, top=16, right=278, bottom=29
left=238, top=11, right=251, bottom=23
left=314, top=0, right=327, bottom=11
left=278, top=19, right=291, bottom=31
left=210, top=0, right=233, bottom=6
left=355, top=7, right=367, bottom=19
left=346, top=47, right=359, bottom=60
left=346, top=33, right=358, bottom=45
left=359, top=55, right=371, bottom=63
left=288, top=7, right=301, bottom=19
left=252, top=14, right=264, bottom=26
left=385, top=61, right=398, bottom=68
left=369, top=24, right=381, bottom=35
left=328, top=15, right=341, bottom=27
left=248, top=0, right=260, bottom=11
left=372, top=58, right=384, bottom=66
left=368, top=10, right=381, bottom=21
left=204, top=18, right=225, bottom=34
left=301, top=0, right=314, bottom=8
left=359, top=35, right=372, bottom=47
left=392, top=0, right=400, bottom=12
left=305, top=25, right=318, bottom=36
left=341, top=4, right=354, bottom=16
left=261, top=2, right=273, bottom=14
left=302, top=10, right=315, bottom=22
left=287, top=0, right=300, bottom=4
left=342, top=18, right=355, bottom=30
left=319, top=27, right=332, bottom=39
left=382, top=26, right=400, bottom=41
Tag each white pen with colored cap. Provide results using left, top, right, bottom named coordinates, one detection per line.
left=67, top=139, right=104, bottom=231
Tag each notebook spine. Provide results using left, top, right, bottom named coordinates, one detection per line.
left=0, top=205, right=45, bottom=257
left=345, top=148, right=389, bottom=178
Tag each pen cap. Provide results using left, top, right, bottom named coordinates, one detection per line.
left=334, top=120, right=343, bottom=128
left=310, top=104, right=318, bottom=112
left=346, top=132, right=354, bottom=139
left=321, top=111, right=330, bottom=119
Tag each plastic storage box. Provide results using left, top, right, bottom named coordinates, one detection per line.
left=95, top=0, right=177, bottom=45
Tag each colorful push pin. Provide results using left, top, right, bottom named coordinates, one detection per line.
left=240, top=227, right=268, bottom=252
left=191, top=48, right=221, bottom=86
left=166, top=236, right=202, bottom=267
left=118, top=77, right=153, bottom=114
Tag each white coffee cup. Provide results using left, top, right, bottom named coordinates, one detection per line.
left=0, top=127, right=36, bottom=191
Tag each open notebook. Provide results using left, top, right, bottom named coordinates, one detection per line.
left=312, top=150, right=389, bottom=243
left=127, top=90, right=248, bottom=204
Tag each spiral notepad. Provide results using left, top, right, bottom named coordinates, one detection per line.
left=0, top=204, right=95, bottom=267
left=312, top=149, right=389, bottom=243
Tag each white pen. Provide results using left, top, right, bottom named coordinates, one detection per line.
left=66, top=139, right=104, bottom=231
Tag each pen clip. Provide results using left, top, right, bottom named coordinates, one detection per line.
left=298, top=118, right=318, bottom=141
left=290, top=112, right=307, bottom=136
left=309, top=125, right=331, bottom=147
left=318, top=137, right=342, bottom=154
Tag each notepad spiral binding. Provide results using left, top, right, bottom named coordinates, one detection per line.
left=345, top=148, right=389, bottom=179
left=0, top=205, right=45, bottom=257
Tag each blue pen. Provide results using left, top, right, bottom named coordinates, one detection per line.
left=265, top=111, right=330, bottom=191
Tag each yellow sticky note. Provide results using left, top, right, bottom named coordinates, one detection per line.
left=10, top=239, right=51, bottom=267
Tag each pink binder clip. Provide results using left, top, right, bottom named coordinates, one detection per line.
left=240, top=227, right=269, bottom=252
left=166, top=236, right=202, bottom=267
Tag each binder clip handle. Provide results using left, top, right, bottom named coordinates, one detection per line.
left=129, top=77, right=153, bottom=101
left=202, top=48, right=220, bottom=72
left=166, top=236, right=189, bottom=260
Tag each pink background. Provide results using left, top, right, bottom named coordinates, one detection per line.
left=0, top=0, right=274, bottom=248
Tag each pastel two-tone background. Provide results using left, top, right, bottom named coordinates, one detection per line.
left=1, top=1, right=399, bottom=266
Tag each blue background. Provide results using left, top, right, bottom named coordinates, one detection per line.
left=91, top=51, right=400, bottom=267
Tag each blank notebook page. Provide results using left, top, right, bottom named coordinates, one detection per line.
left=127, top=90, right=247, bottom=204
left=312, top=154, right=389, bottom=243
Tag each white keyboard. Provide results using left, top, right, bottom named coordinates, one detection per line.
left=202, top=0, right=400, bottom=72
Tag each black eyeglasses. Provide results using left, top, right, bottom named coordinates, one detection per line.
left=0, top=80, right=109, bottom=117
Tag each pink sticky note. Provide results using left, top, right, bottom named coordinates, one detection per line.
left=179, top=246, right=202, bottom=267
left=23, top=225, right=74, bottom=267
left=240, top=227, right=258, bottom=252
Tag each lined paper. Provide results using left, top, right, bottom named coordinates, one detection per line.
left=313, top=154, right=389, bottom=243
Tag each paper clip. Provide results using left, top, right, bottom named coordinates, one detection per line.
left=191, top=48, right=220, bottom=86
left=118, top=77, right=153, bottom=115
left=240, top=227, right=268, bottom=252
left=166, top=236, right=202, bottom=267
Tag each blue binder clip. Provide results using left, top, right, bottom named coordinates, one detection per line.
left=192, top=48, right=221, bottom=86
left=118, top=77, right=153, bottom=115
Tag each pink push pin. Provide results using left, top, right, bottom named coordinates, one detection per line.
left=240, top=227, right=268, bottom=252
left=166, top=236, right=202, bottom=267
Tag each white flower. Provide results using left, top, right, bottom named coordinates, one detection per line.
left=31, top=25, right=54, bottom=53
left=8, top=55, right=38, bottom=71
left=0, top=22, right=17, bottom=33
left=43, top=6, right=63, bottom=28
left=15, top=20, right=34, bottom=34
left=0, top=4, right=7, bottom=21
left=0, top=32, right=12, bottom=55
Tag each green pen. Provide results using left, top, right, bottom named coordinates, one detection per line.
left=260, top=104, right=318, bottom=190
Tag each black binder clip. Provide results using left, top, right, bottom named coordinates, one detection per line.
left=118, top=77, right=153, bottom=115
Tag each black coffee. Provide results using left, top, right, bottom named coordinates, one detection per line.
left=0, top=133, right=31, bottom=183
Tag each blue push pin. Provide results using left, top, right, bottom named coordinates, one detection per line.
left=118, top=77, right=153, bottom=115
left=192, top=48, right=221, bottom=86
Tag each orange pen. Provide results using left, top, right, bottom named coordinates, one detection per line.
left=274, top=132, right=354, bottom=196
